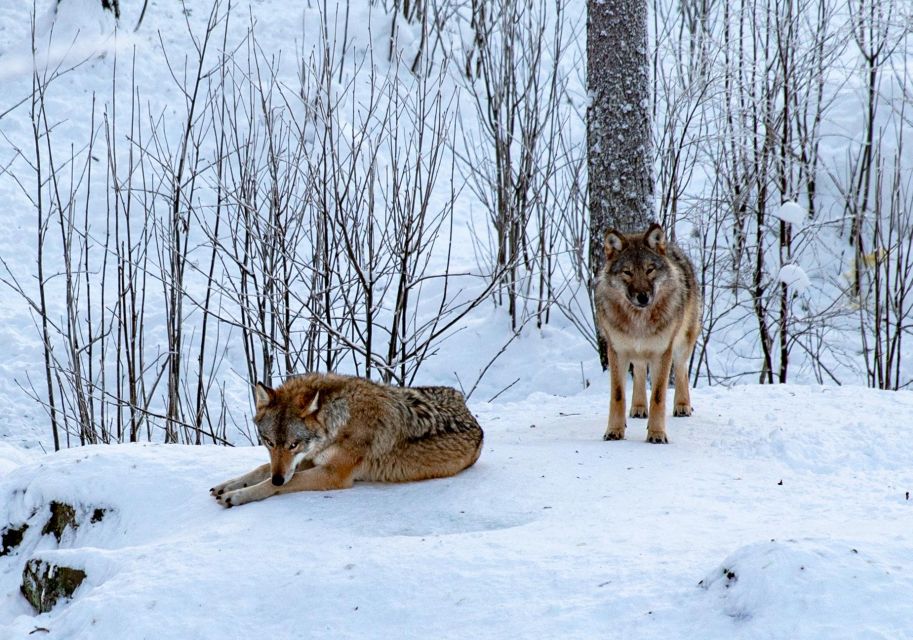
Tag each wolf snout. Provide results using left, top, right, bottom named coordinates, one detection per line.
left=271, top=473, right=285, bottom=486
left=634, top=292, right=651, bottom=307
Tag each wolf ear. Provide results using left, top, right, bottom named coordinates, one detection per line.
left=298, top=390, right=320, bottom=417
left=253, top=383, right=275, bottom=410
left=644, top=223, right=666, bottom=254
left=604, top=229, right=625, bottom=260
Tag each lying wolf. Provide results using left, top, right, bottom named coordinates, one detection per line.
left=595, top=223, right=701, bottom=444
left=211, top=373, right=483, bottom=507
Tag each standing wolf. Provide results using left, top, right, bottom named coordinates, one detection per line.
left=211, top=373, right=483, bottom=507
left=594, top=223, right=701, bottom=443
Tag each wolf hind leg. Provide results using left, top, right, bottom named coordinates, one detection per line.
left=377, top=426, right=484, bottom=483
left=645, top=349, right=673, bottom=443
left=629, top=361, right=648, bottom=418
left=672, top=355, right=693, bottom=417
left=672, top=326, right=698, bottom=417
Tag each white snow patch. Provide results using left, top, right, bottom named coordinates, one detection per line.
left=773, top=201, right=807, bottom=225
left=778, top=264, right=811, bottom=293
left=0, top=442, right=35, bottom=477
left=696, top=539, right=913, bottom=636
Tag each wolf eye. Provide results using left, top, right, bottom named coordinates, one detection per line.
left=622, top=270, right=633, bottom=277
left=646, top=266, right=655, bottom=274
left=262, top=437, right=274, bottom=447
left=288, top=441, right=300, bottom=450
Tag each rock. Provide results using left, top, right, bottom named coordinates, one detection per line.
left=1, top=522, right=29, bottom=556
left=21, top=558, right=87, bottom=613
left=41, top=502, right=78, bottom=542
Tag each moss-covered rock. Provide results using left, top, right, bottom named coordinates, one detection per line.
left=21, top=558, right=87, bottom=613
left=41, top=501, right=78, bottom=542
left=1, top=523, right=29, bottom=556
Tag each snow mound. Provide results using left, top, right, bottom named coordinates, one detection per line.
left=0, top=443, right=35, bottom=477
left=699, top=539, right=913, bottom=636
left=772, top=201, right=807, bottom=225
left=703, top=384, right=913, bottom=474
left=778, top=264, right=811, bottom=293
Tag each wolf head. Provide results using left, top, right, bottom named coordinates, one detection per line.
left=602, top=223, right=671, bottom=310
left=253, top=382, right=326, bottom=487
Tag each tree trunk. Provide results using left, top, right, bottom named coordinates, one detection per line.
left=587, top=0, right=654, bottom=368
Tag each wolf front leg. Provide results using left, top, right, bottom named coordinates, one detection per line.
left=210, top=463, right=271, bottom=497
left=603, top=349, right=629, bottom=441
left=217, top=448, right=358, bottom=508
left=646, top=348, right=674, bottom=443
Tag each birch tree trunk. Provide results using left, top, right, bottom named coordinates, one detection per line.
left=587, top=0, right=654, bottom=368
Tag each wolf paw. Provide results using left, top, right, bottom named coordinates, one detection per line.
left=215, top=488, right=250, bottom=508
left=210, top=478, right=252, bottom=497
left=646, top=432, right=669, bottom=444
left=629, top=405, right=648, bottom=419
left=217, top=485, right=270, bottom=508
left=216, top=489, right=250, bottom=509
left=215, top=492, right=233, bottom=508
left=210, top=482, right=234, bottom=497
left=603, top=428, right=626, bottom=441
left=673, top=404, right=692, bottom=417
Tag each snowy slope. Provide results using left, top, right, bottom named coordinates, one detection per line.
left=1, top=384, right=911, bottom=639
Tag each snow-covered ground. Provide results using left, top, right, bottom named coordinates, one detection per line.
left=2, top=384, right=911, bottom=639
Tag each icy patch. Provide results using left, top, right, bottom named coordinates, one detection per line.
left=699, top=539, right=913, bottom=635
left=772, top=200, right=806, bottom=225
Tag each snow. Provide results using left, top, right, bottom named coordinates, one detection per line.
left=1, top=384, right=912, bottom=638
left=0, top=443, right=35, bottom=477
left=772, top=201, right=807, bottom=226
left=698, top=539, right=913, bottom=636
left=778, top=264, right=811, bottom=293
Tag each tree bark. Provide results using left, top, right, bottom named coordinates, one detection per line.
left=587, top=0, right=654, bottom=368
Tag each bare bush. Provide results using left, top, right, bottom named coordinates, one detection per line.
left=459, top=0, right=585, bottom=332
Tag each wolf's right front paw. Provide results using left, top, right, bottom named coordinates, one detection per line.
left=603, top=427, right=626, bottom=441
